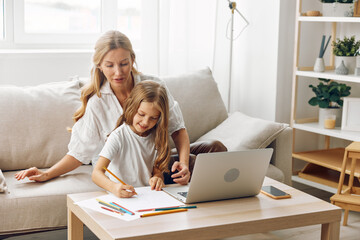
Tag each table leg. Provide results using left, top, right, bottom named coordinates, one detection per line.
left=68, top=208, right=84, bottom=240
left=321, top=221, right=340, bottom=240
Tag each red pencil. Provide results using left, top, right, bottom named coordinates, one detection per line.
left=111, top=202, right=135, bottom=215
left=101, top=206, right=124, bottom=215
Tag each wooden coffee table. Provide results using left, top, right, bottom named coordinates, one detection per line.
left=67, top=177, right=341, bottom=240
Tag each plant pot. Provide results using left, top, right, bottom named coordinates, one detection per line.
left=322, top=3, right=354, bottom=17
left=318, top=108, right=342, bottom=128
left=335, top=56, right=356, bottom=74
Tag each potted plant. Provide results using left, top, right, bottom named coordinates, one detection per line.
left=320, top=0, right=355, bottom=17
left=308, top=78, right=351, bottom=127
left=333, top=35, right=360, bottom=74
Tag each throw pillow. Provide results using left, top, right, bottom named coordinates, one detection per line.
left=0, top=170, right=7, bottom=193
left=0, top=79, right=83, bottom=171
left=196, top=111, right=288, bottom=150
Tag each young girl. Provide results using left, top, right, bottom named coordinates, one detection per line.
left=92, top=80, right=170, bottom=198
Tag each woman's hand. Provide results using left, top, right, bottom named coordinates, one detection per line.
left=171, top=162, right=190, bottom=185
left=14, top=167, right=49, bottom=182
left=149, top=176, right=165, bottom=191
left=113, top=183, right=137, bottom=198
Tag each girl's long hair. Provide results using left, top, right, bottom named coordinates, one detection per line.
left=116, top=81, right=170, bottom=173
left=73, top=30, right=139, bottom=122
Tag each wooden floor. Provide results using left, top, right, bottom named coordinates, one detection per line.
left=3, top=181, right=360, bottom=240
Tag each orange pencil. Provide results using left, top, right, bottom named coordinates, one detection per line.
left=103, top=167, right=137, bottom=195
left=140, top=208, right=188, bottom=218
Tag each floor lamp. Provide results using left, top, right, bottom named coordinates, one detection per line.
left=226, top=0, right=249, bottom=112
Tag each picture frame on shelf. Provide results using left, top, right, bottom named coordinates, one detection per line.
left=341, top=97, right=360, bottom=131
left=355, top=1, right=360, bottom=17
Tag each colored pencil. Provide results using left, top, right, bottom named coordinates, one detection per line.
left=101, top=206, right=124, bottom=215
left=140, top=208, right=188, bottom=218
left=102, top=166, right=137, bottom=195
left=111, top=202, right=135, bottom=215
left=155, top=205, right=197, bottom=211
left=96, top=199, right=126, bottom=214
left=136, top=205, right=181, bottom=212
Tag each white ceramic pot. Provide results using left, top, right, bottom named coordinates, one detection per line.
left=335, top=56, right=357, bottom=74
left=318, top=108, right=342, bottom=128
left=322, top=3, right=354, bottom=17
left=314, top=57, right=325, bottom=72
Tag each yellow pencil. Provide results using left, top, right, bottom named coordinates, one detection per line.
left=103, top=167, right=137, bottom=195
left=140, top=208, right=188, bottom=218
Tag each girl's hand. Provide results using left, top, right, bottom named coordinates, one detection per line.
left=149, top=176, right=164, bottom=191
left=14, top=167, right=49, bottom=182
left=113, top=183, right=136, bottom=198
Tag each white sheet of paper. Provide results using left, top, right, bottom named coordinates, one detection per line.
left=75, top=186, right=183, bottom=221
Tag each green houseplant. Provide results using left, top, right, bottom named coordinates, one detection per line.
left=332, top=35, right=360, bottom=56
left=308, top=78, right=351, bottom=108
left=332, top=36, right=360, bottom=74
left=309, top=78, right=351, bottom=127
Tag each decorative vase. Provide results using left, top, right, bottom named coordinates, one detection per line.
left=322, top=3, right=354, bottom=17
left=335, top=60, right=349, bottom=75
left=319, top=108, right=342, bottom=128
left=335, top=56, right=356, bottom=74
left=314, top=57, right=325, bottom=72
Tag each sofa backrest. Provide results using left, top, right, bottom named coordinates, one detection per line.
left=0, top=68, right=227, bottom=171
left=0, top=80, right=83, bottom=171
left=162, top=68, right=228, bottom=143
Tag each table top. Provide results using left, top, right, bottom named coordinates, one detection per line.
left=67, top=177, right=341, bottom=240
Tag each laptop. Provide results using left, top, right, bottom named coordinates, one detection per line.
left=163, top=148, right=273, bottom=204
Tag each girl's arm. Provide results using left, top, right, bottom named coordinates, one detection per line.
left=171, top=128, right=191, bottom=185
left=15, top=155, right=82, bottom=182
left=149, top=167, right=165, bottom=191
left=92, top=156, right=136, bottom=198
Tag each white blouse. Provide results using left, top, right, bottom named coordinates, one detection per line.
left=67, top=73, right=185, bottom=166
left=99, top=124, right=156, bottom=187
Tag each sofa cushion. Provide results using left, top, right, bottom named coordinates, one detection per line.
left=0, top=165, right=101, bottom=234
left=197, top=111, right=288, bottom=150
left=0, top=80, right=83, bottom=171
left=162, top=67, right=228, bottom=143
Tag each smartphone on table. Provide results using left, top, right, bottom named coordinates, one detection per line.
left=261, top=186, right=291, bottom=199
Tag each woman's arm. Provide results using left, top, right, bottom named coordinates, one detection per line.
left=15, top=155, right=82, bottom=182
left=171, top=128, right=191, bottom=185
left=92, top=156, right=136, bottom=198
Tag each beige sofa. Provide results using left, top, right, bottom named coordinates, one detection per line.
left=0, top=68, right=292, bottom=235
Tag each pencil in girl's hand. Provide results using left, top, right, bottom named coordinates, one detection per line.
left=103, top=166, right=137, bottom=195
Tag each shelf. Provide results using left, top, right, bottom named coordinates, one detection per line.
left=293, top=148, right=360, bottom=177
left=296, top=70, right=360, bottom=83
left=299, top=16, right=360, bottom=23
left=293, top=164, right=360, bottom=193
left=293, top=122, right=360, bottom=142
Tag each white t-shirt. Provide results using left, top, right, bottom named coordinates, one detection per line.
left=67, top=73, right=185, bottom=166
left=99, top=124, right=156, bottom=187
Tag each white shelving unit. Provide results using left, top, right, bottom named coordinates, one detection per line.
left=291, top=0, right=360, bottom=192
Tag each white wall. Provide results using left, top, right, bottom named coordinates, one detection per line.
left=0, top=52, right=92, bottom=86
left=213, top=0, right=296, bottom=123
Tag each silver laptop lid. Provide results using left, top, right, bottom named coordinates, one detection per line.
left=185, top=148, right=273, bottom=203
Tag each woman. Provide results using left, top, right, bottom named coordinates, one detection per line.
left=15, top=30, right=226, bottom=185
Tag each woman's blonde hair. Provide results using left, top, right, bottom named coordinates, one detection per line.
left=73, top=30, right=138, bottom=122
left=116, top=80, right=170, bottom=173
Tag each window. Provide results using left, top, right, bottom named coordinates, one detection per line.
left=117, top=0, right=142, bottom=46
left=24, top=0, right=101, bottom=34
left=0, top=0, right=4, bottom=40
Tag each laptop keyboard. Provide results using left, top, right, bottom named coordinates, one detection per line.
left=178, top=192, right=188, bottom=197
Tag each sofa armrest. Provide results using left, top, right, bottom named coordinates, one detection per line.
left=267, top=127, right=292, bottom=186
